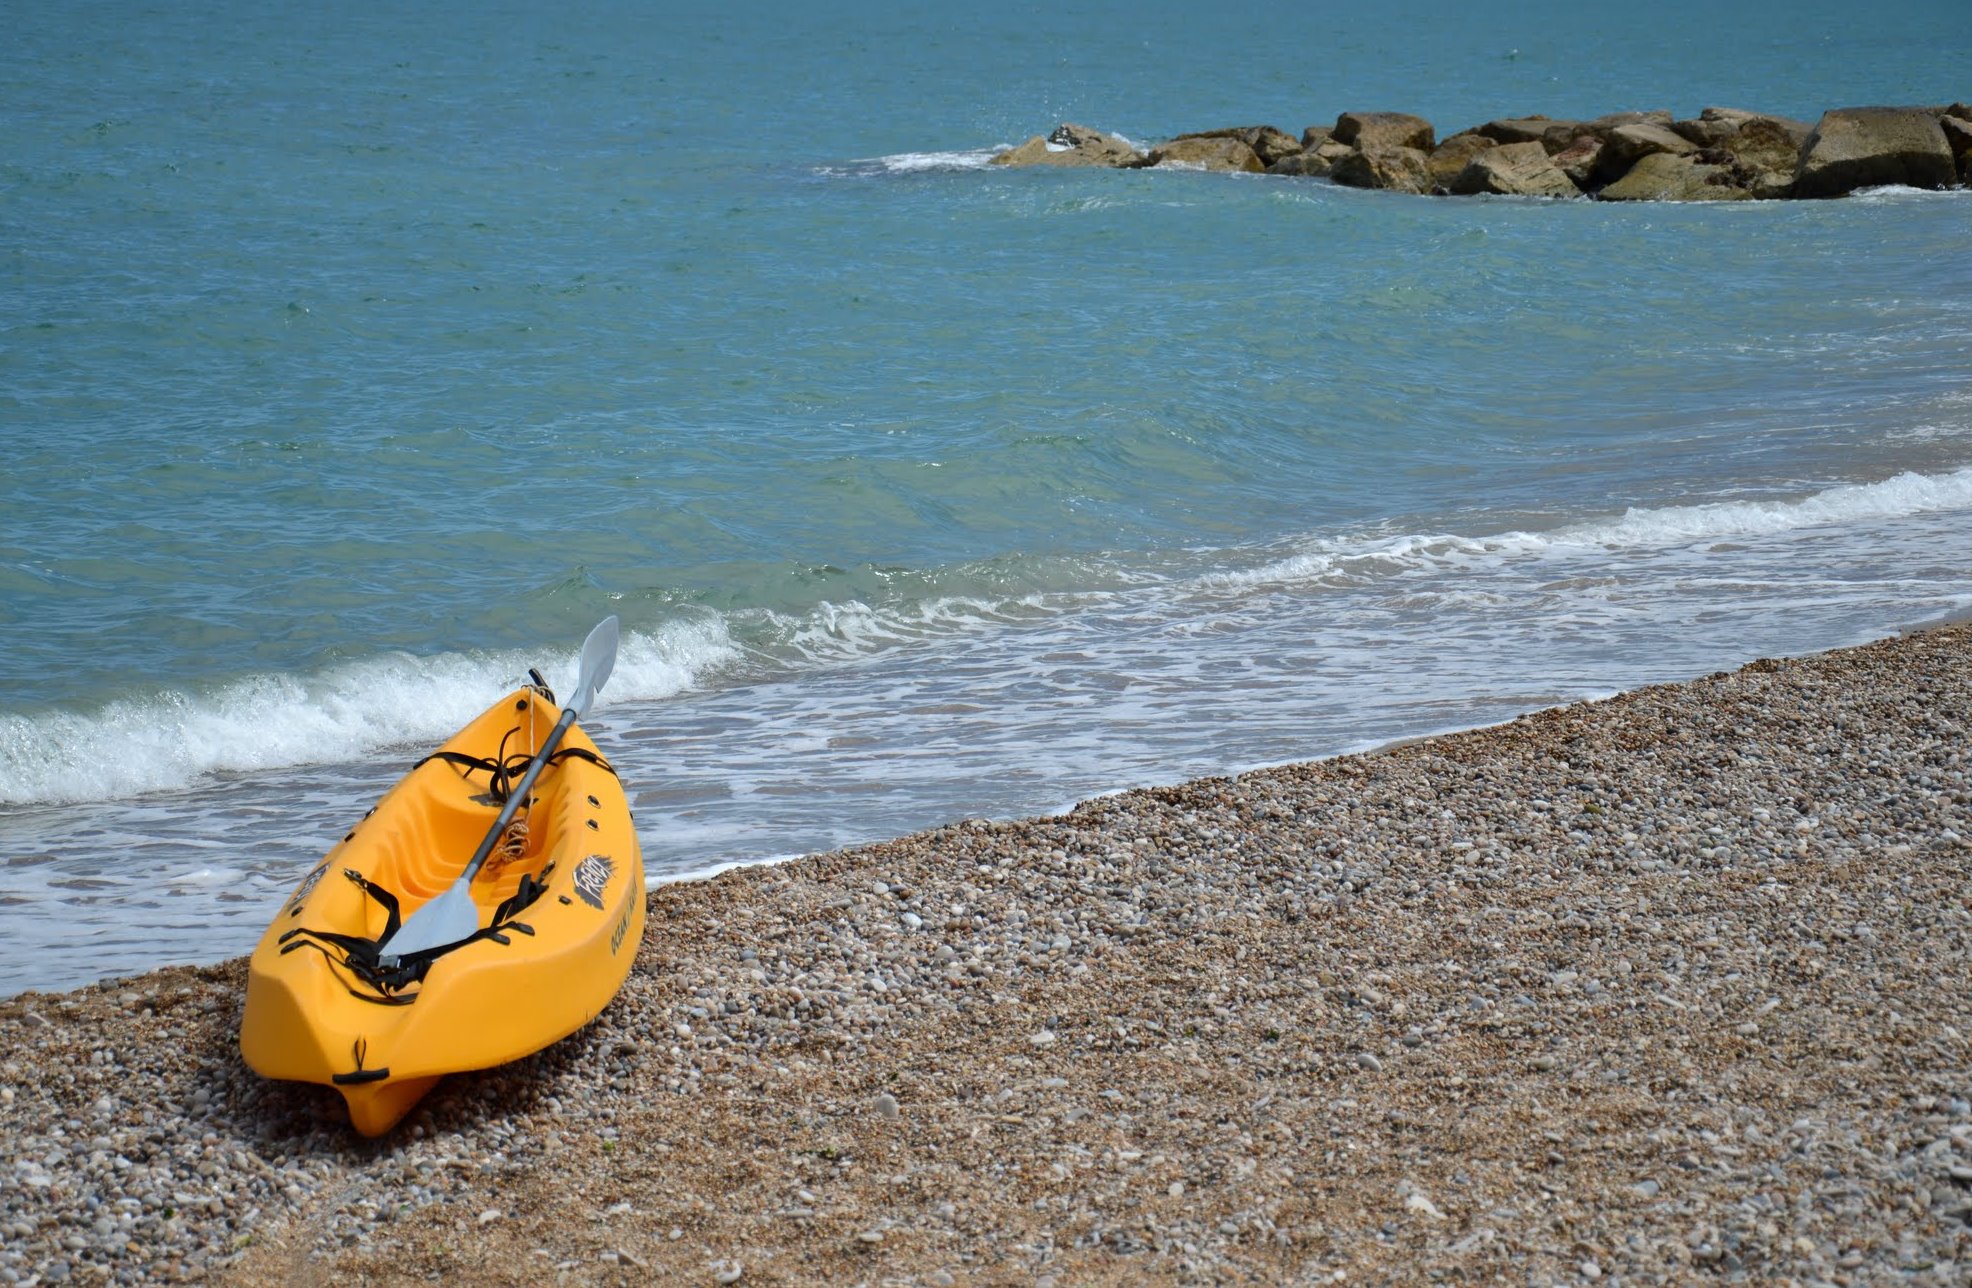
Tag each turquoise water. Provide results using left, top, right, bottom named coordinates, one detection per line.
left=3, top=0, right=1970, bottom=993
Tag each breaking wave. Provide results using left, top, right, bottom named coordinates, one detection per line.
left=6, top=464, right=1971, bottom=807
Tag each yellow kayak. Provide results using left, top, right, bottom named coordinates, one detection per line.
left=240, top=676, right=645, bottom=1135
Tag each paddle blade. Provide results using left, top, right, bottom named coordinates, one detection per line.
left=568, top=614, right=619, bottom=718
left=378, top=880, right=480, bottom=960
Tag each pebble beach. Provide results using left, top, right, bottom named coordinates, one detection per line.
left=4, top=623, right=1970, bottom=1286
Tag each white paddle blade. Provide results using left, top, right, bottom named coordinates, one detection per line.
left=569, top=614, right=619, bottom=718
left=378, top=880, right=480, bottom=959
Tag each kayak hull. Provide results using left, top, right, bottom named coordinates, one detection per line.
left=240, top=686, right=645, bottom=1136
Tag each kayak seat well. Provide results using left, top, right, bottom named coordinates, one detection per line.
left=375, top=747, right=567, bottom=920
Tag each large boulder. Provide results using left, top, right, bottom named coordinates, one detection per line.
left=992, top=123, right=1145, bottom=168
left=1716, top=116, right=1810, bottom=198
left=1670, top=106, right=1808, bottom=149
left=1479, top=111, right=1676, bottom=155
left=1662, top=110, right=1811, bottom=196
left=1171, top=125, right=1302, bottom=167
left=1300, top=124, right=1335, bottom=150
left=1473, top=116, right=1577, bottom=150
left=994, top=136, right=1061, bottom=167
left=1448, top=141, right=1580, bottom=197
left=1268, top=140, right=1356, bottom=177
left=1469, top=115, right=1670, bottom=153
left=1333, top=112, right=1435, bottom=153
left=1551, top=135, right=1604, bottom=188
left=1426, top=134, right=1497, bottom=190
left=1148, top=135, right=1265, bottom=172
left=1589, top=122, right=1699, bottom=188
left=1939, top=115, right=1972, bottom=182
left=1597, top=152, right=1753, bottom=201
left=1577, top=110, right=1674, bottom=140
left=1330, top=145, right=1432, bottom=194
left=1792, top=107, right=1957, bottom=197
left=1672, top=106, right=1759, bottom=147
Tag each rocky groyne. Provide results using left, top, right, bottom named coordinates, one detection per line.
left=994, top=103, right=1972, bottom=201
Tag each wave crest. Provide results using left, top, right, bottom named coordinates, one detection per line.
left=1209, top=466, right=1972, bottom=589
left=0, top=617, right=740, bottom=806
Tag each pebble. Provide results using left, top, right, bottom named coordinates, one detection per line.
left=1404, top=1193, right=1447, bottom=1221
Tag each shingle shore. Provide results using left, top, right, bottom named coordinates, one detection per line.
left=3, top=624, right=1969, bottom=1286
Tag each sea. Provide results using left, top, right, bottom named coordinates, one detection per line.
left=3, top=0, right=1969, bottom=996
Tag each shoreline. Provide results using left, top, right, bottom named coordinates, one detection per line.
left=4, top=623, right=1970, bottom=1284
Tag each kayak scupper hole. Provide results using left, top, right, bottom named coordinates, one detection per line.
left=586, top=795, right=599, bottom=808
left=586, top=819, right=599, bottom=831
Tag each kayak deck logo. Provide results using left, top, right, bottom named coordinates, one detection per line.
left=572, top=854, right=615, bottom=910
left=287, top=862, right=329, bottom=918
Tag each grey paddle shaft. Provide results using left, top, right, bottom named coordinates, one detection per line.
left=455, top=703, right=579, bottom=887
left=378, top=616, right=620, bottom=962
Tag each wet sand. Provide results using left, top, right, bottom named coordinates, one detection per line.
left=4, top=624, right=1970, bottom=1285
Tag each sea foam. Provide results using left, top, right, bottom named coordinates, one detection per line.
left=0, top=617, right=741, bottom=807
left=1208, top=466, right=1972, bottom=590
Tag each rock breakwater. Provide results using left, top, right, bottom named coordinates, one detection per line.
left=993, top=102, right=1972, bottom=200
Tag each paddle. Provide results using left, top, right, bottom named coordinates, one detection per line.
left=378, top=615, right=620, bottom=964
